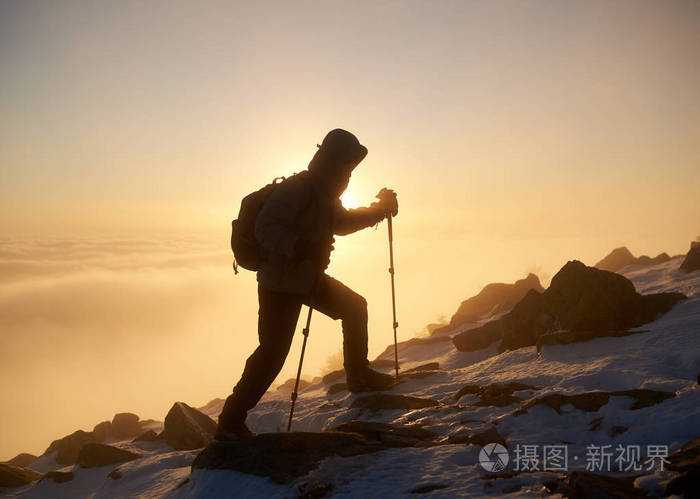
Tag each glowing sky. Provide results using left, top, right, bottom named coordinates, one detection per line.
left=1, top=0, right=699, bottom=460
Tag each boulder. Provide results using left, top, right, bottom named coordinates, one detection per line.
left=455, top=382, right=539, bottom=407
left=161, top=401, right=218, bottom=450
left=110, top=413, right=141, bottom=439
left=77, top=443, right=141, bottom=468
left=350, top=394, right=439, bottom=411
left=447, top=426, right=506, bottom=447
left=680, top=241, right=700, bottom=273
left=453, top=260, right=686, bottom=353
left=326, top=383, right=347, bottom=396
left=665, top=439, right=700, bottom=499
left=92, top=421, right=112, bottom=442
left=437, top=274, right=545, bottom=333
left=41, top=471, right=74, bottom=483
left=276, top=377, right=310, bottom=393
left=595, top=246, right=670, bottom=272
left=515, top=389, right=675, bottom=415
left=330, top=421, right=438, bottom=447
left=192, top=431, right=387, bottom=484
left=569, top=471, right=646, bottom=498
left=4, top=453, right=37, bottom=468
left=0, top=463, right=43, bottom=488
left=132, top=429, right=160, bottom=442
left=43, top=429, right=96, bottom=465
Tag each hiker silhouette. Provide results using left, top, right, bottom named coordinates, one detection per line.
left=216, top=129, right=399, bottom=441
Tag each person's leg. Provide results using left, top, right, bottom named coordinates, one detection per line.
left=217, top=283, right=303, bottom=433
left=304, top=274, right=370, bottom=373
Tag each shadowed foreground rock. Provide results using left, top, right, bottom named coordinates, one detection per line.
left=453, top=260, right=686, bottom=353
left=160, top=402, right=218, bottom=450
left=568, top=471, right=646, bottom=498
left=41, top=471, right=74, bottom=484
left=192, top=432, right=387, bottom=484
left=330, top=420, right=438, bottom=447
left=514, top=389, right=675, bottom=415
left=455, top=382, right=539, bottom=407
left=77, top=443, right=141, bottom=468
left=350, top=394, right=439, bottom=410
left=0, top=463, right=43, bottom=488
left=666, top=436, right=700, bottom=497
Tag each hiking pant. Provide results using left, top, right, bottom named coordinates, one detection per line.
left=217, top=273, right=370, bottom=430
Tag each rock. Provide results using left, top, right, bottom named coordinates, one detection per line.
left=369, top=358, right=397, bottom=368
left=453, top=261, right=686, bottom=353
left=77, top=443, right=141, bottom=468
left=161, top=401, right=218, bottom=450
left=326, top=383, right=347, bottom=396
left=374, top=335, right=453, bottom=360
left=568, top=471, right=646, bottom=498
left=436, top=274, right=545, bottom=333
left=276, top=377, right=310, bottom=393
left=595, top=246, right=670, bottom=272
left=93, top=421, right=112, bottom=442
left=410, top=484, right=449, bottom=493
left=110, top=413, right=141, bottom=439
left=680, top=241, right=700, bottom=273
left=321, top=369, right=345, bottom=385
left=197, top=398, right=224, bottom=413
left=404, top=362, right=439, bottom=373
left=108, top=469, right=122, bottom=480
left=448, top=426, right=506, bottom=447
left=41, top=471, right=74, bottom=483
left=515, top=389, right=675, bottom=415
left=4, top=453, right=37, bottom=468
left=455, top=382, right=538, bottom=407
left=43, top=430, right=96, bottom=465
left=330, top=420, right=438, bottom=447
left=536, top=329, right=646, bottom=352
left=132, top=429, right=160, bottom=442
left=350, top=394, right=439, bottom=411
left=0, top=463, right=43, bottom=488
left=667, top=436, right=700, bottom=474
left=192, top=431, right=387, bottom=484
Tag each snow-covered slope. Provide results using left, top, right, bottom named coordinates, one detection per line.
left=3, top=257, right=699, bottom=498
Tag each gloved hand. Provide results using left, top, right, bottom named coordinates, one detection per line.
left=375, top=188, right=398, bottom=217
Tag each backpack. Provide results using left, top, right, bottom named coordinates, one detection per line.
left=230, top=172, right=307, bottom=274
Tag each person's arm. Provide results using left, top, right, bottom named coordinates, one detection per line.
left=333, top=199, right=386, bottom=236
left=254, top=178, right=305, bottom=259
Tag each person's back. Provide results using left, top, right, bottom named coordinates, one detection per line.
left=215, top=129, right=399, bottom=441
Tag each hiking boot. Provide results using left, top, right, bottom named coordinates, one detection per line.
left=346, top=367, right=396, bottom=393
left=214, top=421, right=254, bottom=442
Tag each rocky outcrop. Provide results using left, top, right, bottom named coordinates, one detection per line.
left=350, top=394, right=439, bottom=411
left=192, top=432, right=387, bottom=484
left=4, top=453, right=36, bottom=468
left=447, top=426, right=506, bottom=447
left=514, top=389, right=675, bottom=415
left=330, top=421, right=438, bottom=447
left=666, top=436, right=700, bottom=497
left=568, top=471, right=646, bottom=498
left=92, top=421, right=112, bottom=442
left=433, top=274, right=544, bottom=335
left=77, top=443, right=141, bottom=468
left=43, top=430, right=96, bottom=465
left=276, top=377, right=310, bottom=393
left=132, top=430, right=160, bottom=442
left=595, top=246, right=670, bottom=272
left=41, top=471, right=74, bottom=483
left=680, top=241, right=700, bottom=273
left=110, top=413, right=141, bottom=439
left=453, top=260, right=686, bottom=353
left=374, top=335, right=452, bottom=360
left=160, top=402, right=217, bottom=450
left=455, top=382, right=539, bottom=407
left=0, top=463, right=43, bottom=488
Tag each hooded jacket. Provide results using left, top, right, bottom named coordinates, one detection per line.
left=254, top=170, right=385, bottom=294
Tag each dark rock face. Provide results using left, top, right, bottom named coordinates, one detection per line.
left=439, top=274, right=545, bottom=332
left=41, top=471, right=74, bottom=483
left=350, top=394, right=439, bottom=411
left=43, top=430, right=96, bottom=465
left=595, top=246, right=670, bottom=272
left=680, top=241, right=700, bottom=273
left=453, top=260, right=686, bottom=353
left=515, top=389, right=675, bottom=415
left=92, top=421, right=112, bottom=442
left=192, top=432, right=387, bottom=484
left=327, top=383, right=347, bottom=396
left=5, top=453, right=36, bottom=468
left=77, top=443, right=141, bottom=468
left=276, top=377, right=310, bottom=392
left=161, top=401, right=218, bottom=450
left=111, top=413, right=141, bottom=439
left=455, top=382, right=539, bottom=407
left=132, top=429, right=160, bottom=442
left=0, top=463, right=43, bottom=488
left=330, top=421, right=438, bottom=447
left=568, top=471, right=646, bottom=498
left=666, top=436, right=700, bottom=497
left=447, top=426, right=506, bottom=447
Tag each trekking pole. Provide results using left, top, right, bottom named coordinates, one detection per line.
left=287, top=274, right=321, bottom=432
left=387, top=214, right=400, bottom=379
